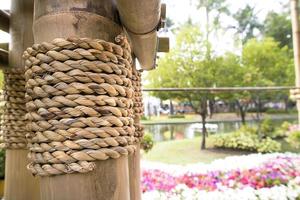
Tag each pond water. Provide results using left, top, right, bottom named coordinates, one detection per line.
left=143, top=118, right=297, bottom=142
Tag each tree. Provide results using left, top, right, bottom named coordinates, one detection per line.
left=231, top=5, right=262, bottom=44
left=197, top=0, right=229, bottom=59
left=217, top=38, right=294, bottom=124
left=213, top=53, right=250, bottom=124
left=241, top=37, right=294, bottom=119
left=147, top=25, right=216, bottom=149
left=264, top=11, right=292, bottom=48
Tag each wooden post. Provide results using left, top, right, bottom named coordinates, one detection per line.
left=291, top=0, right=300, bottom=124
left=33, top=1, right=130, bottom=199
left=128, top=144, right=141, bottom=200
left=4, top=1, right=40, bottom=200
left=128, top=60, right=142, bottom=200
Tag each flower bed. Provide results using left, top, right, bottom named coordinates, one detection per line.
left=142, top=153, right=300, bottom=199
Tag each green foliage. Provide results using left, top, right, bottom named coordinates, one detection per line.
left=286, top=131, right=300, bottom=149
left=0, top=150, right=5, bottom=179
left=281, top=121, right=292, bottom=132
left=211, top=125, right=282, bottom=153
left=266, top=121, right=292, bottom=139
left=197, top=0, right=229, bottom=29
left=232, top=5, right=262, bottom=43
left=257, top=137, right=281, bottom=153
left=239, top=125, right=257, bottom=135
left=241, top=38, right=294, bottom=117
left=141, top=134, right=154, bottom=153
left=263, top=11, right=292, bottom=48
left=146, top=24, right=217, bottom=112
left=260, top=118, right=275, bottom=137
left=242, top=37, right=293, bottom=87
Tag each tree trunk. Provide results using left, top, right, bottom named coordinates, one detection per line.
left=169, top=99, right=174, bottom=115
left=209, top=99, right=214, bottom=118
left=291, top=0, right=300, bottom=124
left=254, top=97, right=261, bottom=121
left=200, top=100, right=207, bottom=150
left=236, top=100, right=246, bottom=125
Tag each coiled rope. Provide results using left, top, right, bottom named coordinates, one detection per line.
left=132, top=68, right=144, bottom=141
left=23, top=36, right=140, bottom=176
left=0, top=68, right=29, bottom=149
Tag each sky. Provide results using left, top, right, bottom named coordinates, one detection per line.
left=0, top=0, right=287, bottom=50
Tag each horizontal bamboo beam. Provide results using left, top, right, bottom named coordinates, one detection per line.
left=0, top=48, right=8, bottom=67
left=143, top=86, right=299, bottom=93
left=0, top=10, right=10, bottom=33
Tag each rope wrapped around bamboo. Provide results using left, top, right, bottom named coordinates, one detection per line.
left=0, top=68, right=29, bottom=149
left=23, top=36, right=137, bottom=176
left=132, top=68, right=144, bottom=141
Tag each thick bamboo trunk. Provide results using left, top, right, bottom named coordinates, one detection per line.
left=291, top=0, right=300, bottom=124
left=33, top=1, right=130, bottom=200
left=128, top=144, right=141, bottom=200
left=5, top=150, right=40, bottom=200
left=4, top=0, right=40, bottom=199
left=40, top=157, right=130, bottom=200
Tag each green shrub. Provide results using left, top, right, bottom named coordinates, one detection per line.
left=286, top=131, right=300, bottom=149
left=141, top=134, right=154, bottom=153
left=238, top=125, right=257, bottom=135
left=280, top=121, right=291, bottom=131
left=257, top=137, right=281, bottom=153
left=260, top=118, right=275, bottom=138
left=272, top=121, right=292, bottom=139
left=211, top=131, right=281, bottom=153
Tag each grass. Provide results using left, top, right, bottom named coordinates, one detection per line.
left=142, top=137, right=248, bottom=165
left=142, top=137, right=300, bottom=165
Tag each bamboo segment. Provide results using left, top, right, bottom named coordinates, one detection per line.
left=290, top=0, right=300, bottom=124
left=5, top=150, right=40, bottom=200
left=33, top=1, right=131, bottom=199
left=128, top=144, right=142, bottom=200
left=4, top=0, right=40, bottom=199
left=40, top=157, right=130, bottom=200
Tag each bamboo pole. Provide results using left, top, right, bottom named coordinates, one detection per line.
left=4, top=0, right=40, bottom=200
left=33, top=1, right=130, bottom=199
left=128, top=144, right=141, bottom=200
left=143, top=86, right=300, bottom=92
left=116, top=0, right=161, bottom=70
left=291, top=0, right=300, bottom=124
left=128, top=60, right=142, bottom=200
